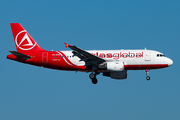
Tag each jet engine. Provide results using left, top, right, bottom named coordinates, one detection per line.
left=103, top=71, right=127, bottom=79
left=99, top=61, right=124, bottom=71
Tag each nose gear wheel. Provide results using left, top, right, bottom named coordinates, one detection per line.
left=145, top=69, right=151, bottom=80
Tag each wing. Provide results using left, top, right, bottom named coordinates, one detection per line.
left=64, top=43, right=105, bottom=67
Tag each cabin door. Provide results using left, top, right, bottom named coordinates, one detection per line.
left=42, top=52, right=48, bottom=63
left=145, top=50, right=151, bottom=61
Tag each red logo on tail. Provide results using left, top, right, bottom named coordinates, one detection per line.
left=15, top=30, right=36, bottom=50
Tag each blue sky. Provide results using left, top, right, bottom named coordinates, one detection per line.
left=0, top=0, right=179, bottom=120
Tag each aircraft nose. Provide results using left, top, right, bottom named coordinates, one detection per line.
left=168, top=58, right=173, bottom=66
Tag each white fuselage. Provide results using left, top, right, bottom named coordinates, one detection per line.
left=59, top=49, right=173, bottom=69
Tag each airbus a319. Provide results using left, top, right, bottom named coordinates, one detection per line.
left=7, top=23, right=173, bottom=84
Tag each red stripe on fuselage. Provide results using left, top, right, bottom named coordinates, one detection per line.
left=48, top=51, right=75, bottom=70
left=124, top=64, right=168, bottom=70
left=58, top=51, right=75, bottom=66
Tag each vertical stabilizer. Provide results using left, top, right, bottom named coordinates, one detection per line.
left=10, top=23, right=44, bottom=53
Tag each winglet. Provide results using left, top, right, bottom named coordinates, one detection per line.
left=64, top=43, right=70, bottom=48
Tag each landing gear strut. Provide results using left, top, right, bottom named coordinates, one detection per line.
left=89, top=72, right=99, bottom=84
left=145, top=69, right=150, bottom=80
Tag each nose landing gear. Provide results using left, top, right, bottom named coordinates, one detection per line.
left=146, top=76, right=150, bottom=80
left=145, top=69, right=150, bottom=80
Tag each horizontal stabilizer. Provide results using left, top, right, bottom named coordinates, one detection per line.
left=9, top=51, right=31, bottom=59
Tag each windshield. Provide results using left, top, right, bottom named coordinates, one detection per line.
left=157, top=54, right=165, bottom=57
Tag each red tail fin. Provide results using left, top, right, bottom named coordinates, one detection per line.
left=10, top=23, right=44, bottom=53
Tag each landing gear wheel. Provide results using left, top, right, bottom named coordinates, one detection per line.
left=92, top=78, right=98, bottom=84
left=89, top=73, right=98, bottom=84
left=145, top=69, right=150, bottom=81
left=89, top=73, right=95, bottom=79
left=146, top=76, right=150, bottom=80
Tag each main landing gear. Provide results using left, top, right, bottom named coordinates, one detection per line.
left=89, top=72, right=99, bottom=84
left=145, top=69, right=150, bottom=80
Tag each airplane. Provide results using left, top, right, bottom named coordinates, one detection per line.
left=7, top=23, right=173, bottom=84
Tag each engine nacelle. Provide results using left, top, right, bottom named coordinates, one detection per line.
left=103, top=71, right=127, bottom=79
left=99, top=61, right=124, bottom=71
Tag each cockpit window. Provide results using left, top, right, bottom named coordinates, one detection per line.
left=157, top=54, right=165, bottom=57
